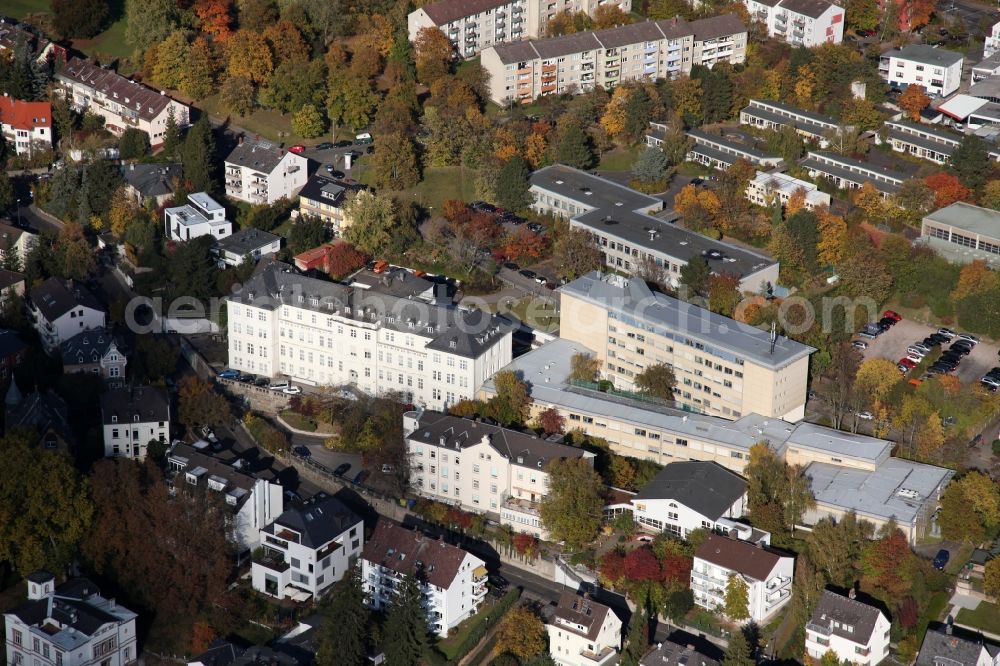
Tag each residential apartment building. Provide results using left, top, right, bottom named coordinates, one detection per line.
left=296, top=174, right=363, bottom=234
left=879, top=45, right=964, bottom=98
left=883, top=119, right=968, bottom=165
left=165, top=192, right=232, bottom=242
left=5, top=572, right=138, bottom=666
left=921, top=201, right=1000, bottom=267
left=29, top=278, right=106, bottom=353
left=0, top=18, right=67, bottom=66
left=630, top=461, right=747, bottom=537
left=404, top=410, right=595, bottom=538
left=739, top=99, right=838, bottom=145
left=691, top=533, right=794, bottom=623
left=227, top=261, right=512, bottom=412
left=801, top=151, right=906, bottom=198
left=99, top=386, right=169, bottom=460
left=361, top=521, right=488, bottom=637
left=167, top=442, right=284, bottom=552
left=0, top=222, right=36, bottom=270
left=0, top=97, right=51, bottom=157
left=529, top=165, right=779, bottom=294
left=214, top=229, right=282, bottom=268
left=916, top=625, right=1000, bottom=666
left=225, top=138, right=308, bottom=205
left=805, top=590, right=890, bottom=666
left=972, top=52, right=1000, bottom=83
left=252, top=494, right=363, bottom=601
left=558, top=272, right=813, bottom=421
left=746, top=171, right=831, bottom=210
left=687, top=128, right=784, bottom=170
left=408, top=0, right=632, bottom=58
left=480, top=14, right=746, bottom=105
left=122, top=162, right=182, bottom=207
left=55, top=57, right=190, bottom=146
left=60, top=328, right=126, bottom=380
left=547, top=592, right=622, bottom=666
left=745, top=0, right=843, bottom=47
left=986, top=20, right=1000, bottom=59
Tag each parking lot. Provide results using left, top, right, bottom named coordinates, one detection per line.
left=858, top=318, right=1000, bottom=385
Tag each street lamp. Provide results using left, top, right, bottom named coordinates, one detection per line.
left=15, top=198, right=20, bottom=227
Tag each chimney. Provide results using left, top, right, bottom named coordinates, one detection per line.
left=130, top=163, right=134, bottom=171
left=946, top=623, right=953, bottom=635
left=238, top=135, right=244, bottom=145
left=848, top=588, right=856, bottom=600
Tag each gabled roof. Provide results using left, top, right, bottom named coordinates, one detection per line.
left=551, top=592, right=617, bottom=642
left=694, top=533, right=786, bottom=581
left=0, top=96, right=51, bottom=131
left=6, top=388, right=72, bottom=443
left=61, top=327, right=121, bottom=367
left=190, top=640, right=245, bottom=666
left=298, top=173, right=363, bottom=206
left=421, top=0, right=511, bottom=25
left=265, top=494, right=361, bottom=549
left=884, top=44, right=964, bottom=68
left=776, top=0, right=837, bottom=19
left=30, top=277, right=103, bottom=322
left=99, top=386, right=169, bottom=425
left=362, top=521, right=480, bottom=589
left=916, top=625, right=997, bottom=666
left=641, top=638, right=721, bottom=666
left=0, top=270, right=25, bottom=293
left=690, top=13, right=746, bottom=41
left=808, top=590, right=885, bottom=645
left=633, top=461, right=747, bottom=520
left=226, top=138, right=301, bottom=174
left=57, top=57, right=181, bottom=123
left=7, top=577, right=136, bottom=648
left=122, top=162, right=182, bottom=198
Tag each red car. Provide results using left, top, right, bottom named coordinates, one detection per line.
left=883, top=310, right=902, bottom=322
left=288, top=145, right=306, bottom=154
left=898, top=357, right=917, bottom=369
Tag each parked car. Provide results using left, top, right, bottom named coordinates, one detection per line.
left=851, top=340, right=868, bottom=350
left=527, top=222, right=544, bottom=233
left=883, top=310, right=902, bottom=322
left=957, top=333, right=980, bottom=345
left=335, top=139, right=352, bottom=148
left=519, top=269, right=537, bottom=280
left=333, top=463, right=351, bottom=477
left=906, top=347, right=927, bottom=358
left=929, top=333, right=950, bottom=344
left=316, top=142, right=334, bottom=150
left=325, top=166, right=345, bottom=178
left=288, top=145, right=306, bottom=153
left=238, top=374, right=256, bottom=383
left=254, top=377, right=270, bottom=387
left=534, top=275, right=547, bottom=285
left=353, top=470, right=369, bottom=484
left=858, top=329, right=879, bottom=340
left=898, top=358, right=916, bottom=369
left=502, top=262, right=519, bottom=271
left=201, top=426, right=218, bottom=444
left=218, top=369, right=240, bottom=380
left=856, top=411, right=874, bottom=420
left=269, top=381, right=290, bottom=391
left=381, top=464, right=396, bottom=473
left=933, top=549, right=950, bottom=570
left=470, top=201, right=498, bottom=213
left=937, top=327, right=956, bottom=338
left=913, top=342, right=932, bottom=353
left=293, top=446, right=311, bottom=457
left=336, top=389, right=358, bottom=401
left=921, top=337, right=941, bottom=347
left=283, top=386, right=302, bottom=395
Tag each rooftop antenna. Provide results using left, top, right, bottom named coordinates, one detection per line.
left=769, top=321, right=777, bottom=355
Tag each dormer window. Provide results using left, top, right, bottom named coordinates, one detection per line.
left=133, top=415, right=139, bottom=422
left=111, top=415, right=117, bottom=423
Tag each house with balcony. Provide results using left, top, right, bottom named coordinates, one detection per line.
left=547, top=592, right=622, bottom=666
left=55, top=57, right=190, bottom=147
left=805, top=590, right=890, bottom=666
left=746, top=0, right=843, bottom=47
left=167, top=442, right=284, bottom=553
left=630, top=461, right=748, bottom=538
left=879, top=45, right=964, bottom=98
left=404, top=410, right=596, bottom=539
left=4, top=572, right=138, bottom=666
left=296, top=174, right=365, bottom=235
left=691, top=533, right=794, bottom=624
left=99, top=386, right=169, bottom=460
left=29, top=278, right=106, bottom=353
left=165, top=192, right=231, bottom=242
left=360, top=521, right=487, bottom=637
left=122, top=162, right=182, bottom=207
left=60, top=328, right=126, bottom=381
left=225, top=138, right=308, bottom=205
left=251, top=494, right=364, bottom=602
left=0, top=96, right=51, bottom=158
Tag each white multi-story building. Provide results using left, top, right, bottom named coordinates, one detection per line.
left=251, top=494, right=364, bottom=601
left=0, top=97, right=52, bottom=157
left=408, top=0, right=632, bottom=58
left=167, top=442, right=284, bottom=553
left=5, top=572, right=138, bottom=666
left=226, top=261, right=512, bottom=412
left=404, top=410, right=595, bottom=538
left=0, top=222, right=37, bottom=270
left=213, top=229, right=282, bottom=268
left=691, top=532, right=794, bottom=624
left=99, top=386, right=169, bottom=460
left=805, top=590, right=890, bottom=666
left=985, top=20, right=1000, bottom=59
left=29, top=278, right=106, bottom=353
left=630, top=461, right=748, bottom=537
left=879, top=45, right=964, bottom=98
left=745, top=0, right=843, bottom=47
left=746, top=171, right=831, bottom=210
left=481, top=14, right=746, bottom=105
left=225, top=138, right=308, bottom=205
left=547, top=592, right=622, bottom=666
left=165, top=192, right=232, bottom=242
left=55, top=57, right=190, bottom=147
left=361, top=521, right=488, bottom=637
left=529, top=165, right=780, bottom=295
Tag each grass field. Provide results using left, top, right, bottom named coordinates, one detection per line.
left=957, top=601, right=1000, bottom=635
left=71, top=17, right=131, bottom=62
left=597, top=145, right=643, bottom=172
left=5, top=0, right=48, bottom=19
left=352, top=164, right=480, bottom=211
left=194, top=94, right=295, bottom=142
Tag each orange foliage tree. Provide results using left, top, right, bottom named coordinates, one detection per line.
left=897, top=85, right=930, bottom=122
left=924, top=172, right=970, bottom=208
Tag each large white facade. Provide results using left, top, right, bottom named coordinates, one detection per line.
left=165, top=192, right=232, bottom=242
left=547, top=593, right=622, bottom=666
left=805, top=591, right=890, bottom=666
left=227, top=262, right=512, bottom=412
left=0, top=97, right=52, bottom=157
left=746, top=0, right=843, bottom=47
left=880, top=45, right=964, bottom=98
left=251, top=495, right=364, bottom=601
left=29, top=278, right=106, bottom=353
left=985, top=20, right=1000, bottom=58
left=404, top=410, right=595, bottom=538
left=225, top=140, right=309, bottom=205
left=361, top=521, right=488, bottom=637
left=630, top=461, right=748, bottom=537
left=99, top=386, right=170, bottom=460
left=5, top=573, right=138, bottom=666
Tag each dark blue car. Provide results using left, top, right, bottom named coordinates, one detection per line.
left=933, top=549, right=950, bottom=570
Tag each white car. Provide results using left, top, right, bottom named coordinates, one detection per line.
left=912, top=342, right=932, bottom=353
left=856, top=411, right=874, bottom=421
left=906, top=347, right=927, bottom=357
left=336, top=389, right=359, bottom=401
left=938, top=328, right=956, bottom=339
left=981, top=376, right=1000, bottom=387
left=906, top=355, right=924, bottom=364
left=283, top=386, right=302, bottom=395
left=851, top=340, right=868, bottom=350
left=957, top=333, right=980, bottom=345
left=269, top=381, right=290, bottom=391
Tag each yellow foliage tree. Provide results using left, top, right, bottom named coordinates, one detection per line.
left=785, top=188, right=807, bottom=216
left=225, top=29, right=273, bottom=84
left=855, top=358, right=901, bottom=404
left=108, top=186, right=136, bottom=239
left=952, top=259, right=998, bottom=301
left=816, top=209, right=847, bottom=267
left=673, top=184, right=721, bottom=218
left=524, top=132, right=548, bottom=169
left=853, top=182, right=888, bottom=225
left=915, top=412, right=945, bottom=458
left=671, top=76, right=703, bottom=122
left=794, top=65, right=816, bottom=108
left=494, top=126, right=520, bottom=161
left=600, top=85, right=632, bottom=140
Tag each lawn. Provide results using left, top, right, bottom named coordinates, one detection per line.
left=195, top=94, right=295, bottom=143
left=501, top=296, right=560, bottom=334
left=279, top=410, right=319, bottom=432
left=957, top=601, right=1000, bottom=636
left=946, top=543, right=975, bottom=576
left=597, top=145, right=643, bottom=172
left=433, top=591, right=516, bottom=662
left=5, top=0, right=48, bottom=19
left=71, top=17, right=131, bottom=62
left=352, top=164, right=480, bottom=212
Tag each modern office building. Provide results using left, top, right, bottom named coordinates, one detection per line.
left=404, top=410, right=595, bottom=538
left=739, top=99, right=838, bottom=145
left=226, top=261, right=513, bottom=411
left=746, top=171, right=831, bottom=210
left=558, top=272, right=814, bottom=421
left=921, top=201, right=1000, bottom=267
left=745, top=0, right=844, bottom=47
left=801, top=151, right=907, bottom=198
left=480, top=14, right=746, bottom=105
left=529, top=165, right=779, bottom=293
left=879, top=45, right=964, bottom=98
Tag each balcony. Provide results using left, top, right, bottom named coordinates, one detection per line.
left=579, top=646, right=616, bottom=664
left=253, top=550, right=290, bottom=573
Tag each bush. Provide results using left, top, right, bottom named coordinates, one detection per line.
left=992, top=440, right=1000, bottom=456
left=243, top=413, right=289, bottom=452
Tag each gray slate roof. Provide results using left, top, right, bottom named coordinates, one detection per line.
left=633, top=461, right=747, bottom=519
left=885, top=44, right=964, bottom=68
left=226, top=138, right=286, bottom=174
left=122, top=162, right=182, bottom=198
left=421, top=0, right=510, bottom=24
left=690, top=12, right=746, bottom=40
left=99, top=385, right=169, bottom=425
left=551, top=592, right=616, bottom=642
left=265, top=494, right=361, bottom=549
left=215, top=228, right=281, bottom=256
left=809, top=590, right=884, bottom=645
left=190, top=640, right=245, bottom=666
left=641, top=639, right=721, bottom=666
left=60, top=327, right=121, bottom=367
left=776, top=0, right=836, bottom=19
left=57, top=57, right=180, bottom=122
left=30, top=277, right=104, bottom=322
left=916, top=625, right=996, bottom=666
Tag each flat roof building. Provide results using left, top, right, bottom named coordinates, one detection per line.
left=801, top=151, right=907, bottom=198
left=686, top=128, right=784, bottom=171
left=921, top=201, right=1000, bottom=267
left=746, top=171, right=831, bottom=210
left=739, top=99, right=838, bottom=145
left=880, top=45, right=964, bottom=98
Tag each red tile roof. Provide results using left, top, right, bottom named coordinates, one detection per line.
left=362, top=521, right=477, bottom=589
left=0, top=96, right=51, bottom=130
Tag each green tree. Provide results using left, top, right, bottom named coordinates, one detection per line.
left=570, top=352, right=602, bottom=382
left=495, top=156, right=532, bottom=212
left=539, top=458, right=604, bottom=548
left=621, top=608, right=648, bottom=666
left=554, top=225, right=602, bottom=281
left=484, top=370, right=532, bottom=427
left=722, top=629, right=754, bottom=666
left=679, top=256, right=710, bottom=298
left=0, top=173, right=14, bottom=211
left=181, top=117, right=217, bottom=193
left=162, top=108, right=182, bottom=158
left=152, top=30, right=189, bottom=89
left=292, top=104, right=327, bottom=138
left=846, top=0, right=880, bottom=30
left=52, top=0, right=109, bottom=38
left=342, top=191, right=413, bottom=257
left=553, top=118, right=596, bottom=169
left=371, top=132, right=420, bottom=190
left=181, top=37, right=219, bottom=100
left=118, top=128, right=151, bottom=160
left=984, top=558, right=1000, bottom=599
left=495, top=606, right=547, bottom=660
left=125, top=0, right=180, bottom=51
left=692, top=65, right=733, bottom=125
left=315, top=568, right=369, bottom=666
left=634, top=363, right=676, bottom=401
left=724, top=574, right=750, bottom=621
left=288, top=217, right=329, bottom=255
left=950, top=135, right=991, bottom=192
left=804, top=513, right=874, bottom=587
left=178, top=375, right=230, bottom=427
left=632, top=147, right=669, bottom=185
left=327, top=75, right=377, bottom=137
left=745, top=443, right=815, bottom=539
left=383, top=574, right=430, bottom=666
left=220, top=75, right=257, bottom=117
